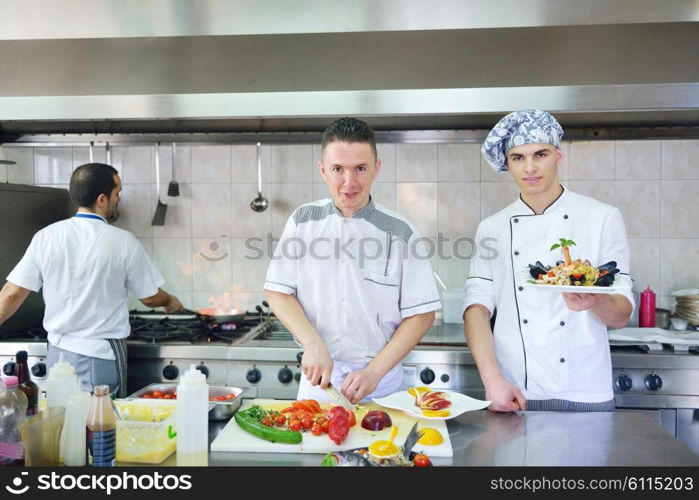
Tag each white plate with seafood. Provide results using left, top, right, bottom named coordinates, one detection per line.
left=521, top=269, right=630, bottom=294
left=372, top=390, right=490, bottom=420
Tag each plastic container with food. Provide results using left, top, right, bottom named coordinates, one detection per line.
left=127, top=383, right=248, bottom=421
left=114, top=399, right=177, bottom=464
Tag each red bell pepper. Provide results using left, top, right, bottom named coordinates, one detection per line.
left=328, top=406, right=350, bottom=445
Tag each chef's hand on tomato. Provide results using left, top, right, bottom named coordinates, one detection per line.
left=561, top=292, right=606, bottom=312
left=340, top=367, right=382, bottom=404
left=484, top=377, right=526, bottom=413
left=301, top=338, right=333, bottom=388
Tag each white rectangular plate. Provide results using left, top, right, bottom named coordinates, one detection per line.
left=520, top=269, right=630, bottom=294
left=373, top=390, right=490, bottom=420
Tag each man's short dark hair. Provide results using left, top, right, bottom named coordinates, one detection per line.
left=69, top=163, right=119, bottom=207
left=321, top=117, right=377, bottom=158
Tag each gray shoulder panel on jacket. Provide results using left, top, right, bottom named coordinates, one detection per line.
left=365, top=210, right=413, bottom=241
left=293, top=202, right=335, bottom=225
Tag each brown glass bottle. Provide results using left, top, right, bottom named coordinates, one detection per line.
left=15, top=351, right=38, bottom=416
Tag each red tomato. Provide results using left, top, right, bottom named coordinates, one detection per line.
left=347, top=410, right=356, bottom=427
left=301, top=415, right=313, bottom=430
left=275, top=414, right=286, bottom=426
left=152, top=390, right=164, bottom=399
left=141, top=394, right=153, bottom=399
left=261, top=417, right=273, bottom=427
left=288, top=418, right=302, bottom=432
left=163, top=393, right=174, bottom=399
left=413, top=454, right=431, bottom=467
left=311, top=424, right=323, bottom=436
left=225, top=393, right=236, bottom=399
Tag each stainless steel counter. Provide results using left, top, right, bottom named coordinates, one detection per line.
left=145, top=409, right=698, bottom=467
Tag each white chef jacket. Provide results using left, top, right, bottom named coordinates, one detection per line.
left=464, top=188, right=634, bottom=403
left=7, top=212, right=164, bottom=359
left=264, top=198, right=441, bottom=390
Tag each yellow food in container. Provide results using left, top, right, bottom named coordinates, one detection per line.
left=114, top=400, right=177, bottom=464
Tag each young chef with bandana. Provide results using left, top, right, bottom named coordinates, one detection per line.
left=464, top=109, right=634, bottom=412
left=0, top=163, right=183, bottom=396
left=264, top=117, right=441, bottom=404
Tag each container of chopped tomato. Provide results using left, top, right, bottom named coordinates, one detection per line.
left=127, top=383, right=249, bottom=421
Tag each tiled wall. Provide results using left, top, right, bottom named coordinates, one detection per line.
left=2, top=139, right=698, bottom=324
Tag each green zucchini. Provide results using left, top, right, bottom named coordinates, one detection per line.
left=235, top=409, right=303, bottom=444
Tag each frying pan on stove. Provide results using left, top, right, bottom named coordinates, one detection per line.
left=183, top=308, right=246, bottom=325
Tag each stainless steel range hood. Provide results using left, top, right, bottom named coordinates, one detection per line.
left=1, top=0, right=698, bottom=140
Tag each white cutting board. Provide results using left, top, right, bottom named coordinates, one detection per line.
left=211, top=399, right=453, bottom=457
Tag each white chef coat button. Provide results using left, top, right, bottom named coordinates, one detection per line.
left=514, top=250, right=519, bottom=256
left=563, top=214, right=569, bottom=219
left=518, top=286, right=524, bottom=291
left=560, top=357, right=566, bottom=363
left=513, top=218, right=519, bottom=223
left=560, top=321, right=565, bottom=326
left=522, top=319, right=528, bottom=324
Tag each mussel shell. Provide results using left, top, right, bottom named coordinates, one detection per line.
left=528, top=261, right=549, bottom=279
left=597, top=261, right=618, bottom=272
left=569, top=274, right=586, bottom=286
left=595, top=273, right=616, bottom=287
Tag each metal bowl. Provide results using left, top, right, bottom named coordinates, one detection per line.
left=127, top=383, right=249, bottom=421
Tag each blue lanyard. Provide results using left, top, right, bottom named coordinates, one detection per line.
left=73, top=213, right=106, bottom=223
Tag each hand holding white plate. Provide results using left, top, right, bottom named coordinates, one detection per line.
left=372, top=390, right=490, bottom=420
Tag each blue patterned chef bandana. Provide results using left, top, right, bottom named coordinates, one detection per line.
left=481, top=109, right=564, bottom=173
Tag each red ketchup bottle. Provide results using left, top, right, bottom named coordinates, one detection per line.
left=639, top=286, right=656, bottom=327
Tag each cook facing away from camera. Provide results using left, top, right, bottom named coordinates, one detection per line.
left=264, top=117, right=441, bottom=404
left=464, top=109, right=634, bottom=413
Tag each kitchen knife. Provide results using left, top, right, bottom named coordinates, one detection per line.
left=324, top=383, right=355, bottom=411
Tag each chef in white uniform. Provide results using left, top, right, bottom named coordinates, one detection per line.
left=464, top=109, right=634, bottom=412
left=264, top=117, right=440, bottom=404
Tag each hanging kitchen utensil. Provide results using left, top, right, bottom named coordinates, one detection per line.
left=151, top=142, right=168, bottom=226
left=105, top=142, right=111, bottom=165
left=89, top=141, right=94, bottom=163
left=167, top=142, right=180, bottom=197
left=250, top=142, right=269, bottom=212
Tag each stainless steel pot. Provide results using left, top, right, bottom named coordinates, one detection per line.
left=655, top=308, right=671, bottom=329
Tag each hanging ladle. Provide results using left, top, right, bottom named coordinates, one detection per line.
left=250, top=142, right=269, bottom=212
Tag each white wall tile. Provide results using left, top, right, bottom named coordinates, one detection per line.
left=660, top=239, right=699, bottom=296
left=191, top=145, right=232, bottom=184
left=311, top=142, right=322, bottom=171
left=371, top=183, right=396, bottom=211
left=615, top=181, right=660, bottom=238
left=568, top=141, right=615, bottom=180
left=615, top=140, right=661, bottom=180
left=34, top=147, right=73, bottom=184
left=152, top=238, right=193, bottom=291
left=231, top=144, right=270, bottom=185
left=661, top=139, right=699, bottom=179
left=113, top=184, right=153, bottom=238
left=567, top=181, right=615, bottom=206
left=438, top=182, right=481, bottom=239
left=312, top=183, right=331, bottom=201
left=396, top=144, right=438, bottom=182
left=272, top=145, right=313, bottom=183
left=152, top=183, right=192, bottom=238
left=157, top=144, right=192, bottom=185
left=271, top=183, right=313, bottom=237
left=438, top=143, right=480, bottom=182
left=231, top=183, right=272, bottom=237
left=191, top=184, right=232, bottom=238
left=628, top=238, right=660, bottom=295
left=396, top=183, right=438, bottom=238
left=375, top=143, right=396, bottom=183
left=232, top=237, right=270, bottom=293
left=661, top=180, right=699, bottom=238
left=192, top=237, right=233, bottom=291
left=112, top=145, right=153, bottom=184
left=480, top=154, right=512, bottom=182
left=480, top=181, right=520, bottom=219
